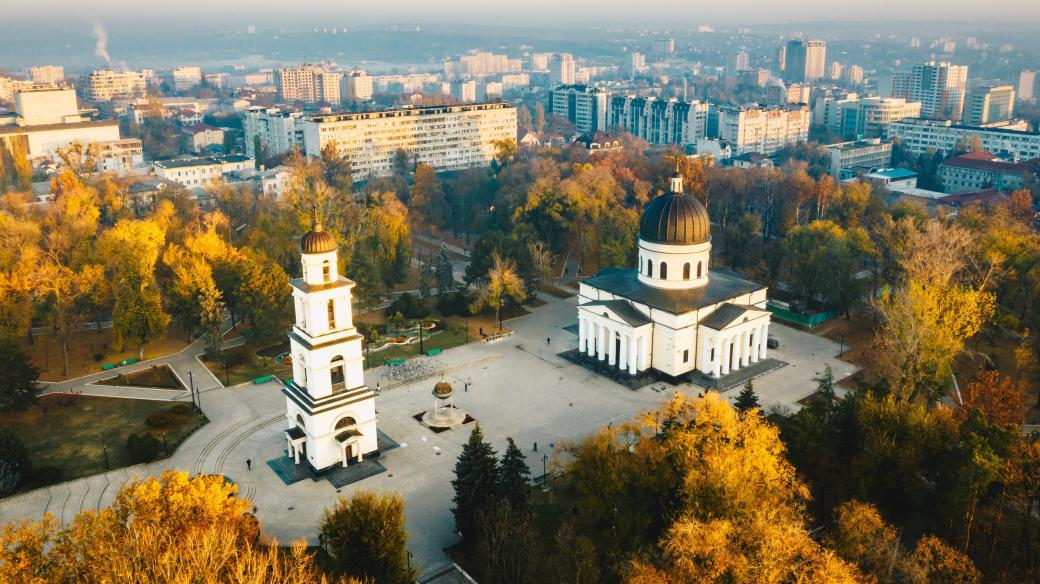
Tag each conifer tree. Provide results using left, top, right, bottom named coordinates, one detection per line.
left=452, top=424, right=499, bottom=545
left=498, top=437, right=532, bottom=516
left=735, top=378, right=760, bottom=413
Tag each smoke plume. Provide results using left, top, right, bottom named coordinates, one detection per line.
left=93, top=21, right=110, bottom=65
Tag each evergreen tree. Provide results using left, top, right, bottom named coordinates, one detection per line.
left=498, top=437, right=532, bottom=516
left=0, top=335, right=40, bottom=410
left=735, top=378, right=760, bottom=413
left=0, top=428, right=30, bottom=495
left=435, top=248, right=455, bottom=294
left=452, top=424, right=499, bottom=546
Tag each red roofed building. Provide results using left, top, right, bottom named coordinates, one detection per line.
left=174, top=109, right=203, bottom=126
left=182, top=123, right=225, bottom=153
left=938, top=188, right=1009, bottom=208
left=939, top=150, right=1040, bottom=193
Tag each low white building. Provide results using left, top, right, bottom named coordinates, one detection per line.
left=824, top=139, right=893, bottom=178
left=885, top=118, right=1040, bottom=159
left=578, top=172, right=772, bottom=380
left=153, top=155, right=253, bottom=187
left=0, top=120, right=121, bottom=162
left=95, top=139, right=145, bottom=173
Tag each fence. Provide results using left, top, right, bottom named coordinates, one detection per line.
left=766, top=304, right=839, bottom=329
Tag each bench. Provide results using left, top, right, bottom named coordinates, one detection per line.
left=386, top=358, right=405, bottom=366
left=101, top=363, right=116, bottom=371
left=120, top=358, right=139, bottom=366
left=425, top=348, right=442, bottom=356
left=253, top=374, right=274, bottom=384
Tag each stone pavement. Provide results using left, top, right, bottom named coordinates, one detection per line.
left=0, top=295, right=855, bottom=579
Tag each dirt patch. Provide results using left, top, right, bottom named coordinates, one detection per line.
left=96, top=364, right=183, bottom=390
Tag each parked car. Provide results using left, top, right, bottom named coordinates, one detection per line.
left=767, top=336, right=779, bottom=349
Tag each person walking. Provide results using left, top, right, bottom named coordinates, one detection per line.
left=246, top=458, right=252, bottom=471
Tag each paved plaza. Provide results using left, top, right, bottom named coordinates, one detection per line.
left=0, top=294, right=855, bottom=579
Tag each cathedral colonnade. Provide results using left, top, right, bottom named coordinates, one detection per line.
left=577, top=314, right=647, bottom=376
left=701, top=320, right=770, bottom=378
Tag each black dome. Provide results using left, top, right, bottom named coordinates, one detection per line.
left=300, top=209, right=337, bottom=254
left=638, top=192, right=711, bottom=245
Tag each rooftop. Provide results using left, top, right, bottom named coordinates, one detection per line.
left=582, top=267, right=765, bottom=315
left=940, top=151, right=1040, bottom=174
left=867, top=168, right=918, bottom=180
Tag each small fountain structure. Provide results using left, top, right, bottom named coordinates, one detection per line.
left=421, top=380, right=467, bottom=430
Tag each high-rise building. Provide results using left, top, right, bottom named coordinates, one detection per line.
left=443, top=52, right=522, bottom=77
left=964, top=85, right=1016, bottom=126
left=909, top=61, right=969, bottom=121
left=274, top=65, right=341, bottom=104
left=783, top=38, right=826, bottom=83
left=731, top=51, right=751, bottom=76
left=169, top=66, right=202, bottom=91
left=844, top=65, right=864, bottom=86
left=550, top=53, right=576, bottom=86
left=449, top=80, right=477, bottom=102
left=828, top=61, right=844, bottom=81
left=717, top=105, right=810, bottom=154
left=302, top=103, right=516, bottom=179
left=547, top=85, right=609, bottom=134
left=244, top=107, right=307, bottom=158
left=28, top=65, right=64, bottom=84
left=653, top=38, right=675, bottom=54
left=630, top=52, right=647, bottom=77
left=608, top=96, right=709, bottom=145
left=767, top=83, right=811, bottom=106
left=78, top=70, right=147, bottom=102
left=882, top=72, right=913, bottom=99
left=836, top=97, right=922, bottom=139
left=1018, top=70, right=1036, bottom=103
left=530, top=53, right=552, bottom=72
left=341, top=71, right=373, bottom=102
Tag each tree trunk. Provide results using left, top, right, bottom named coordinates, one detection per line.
left=62, top=335, right=70, bottom=377
left=138, top=343, right=145, bottom=361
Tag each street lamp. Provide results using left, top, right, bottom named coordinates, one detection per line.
left=222, top=361, right=230, bottom=386
left=102, top=443, right=110, bottom=471
left=162, top=431, right=168, bottom=456
left=542, top=453, right=548, bottom=479
left=419, top=321, right=424, bottom=354
left=189, top=370, right=196, bottom=407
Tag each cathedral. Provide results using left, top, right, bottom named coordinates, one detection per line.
left=577, top=171, right=772, bottom=380
left=283, top=211, right=378, bottom=472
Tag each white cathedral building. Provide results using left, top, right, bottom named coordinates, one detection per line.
left=577, top=172, right=772, bottom=380
left=283, top=212, right=378, bottom=472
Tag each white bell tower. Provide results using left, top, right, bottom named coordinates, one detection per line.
left=283, top=209, right=377, bottom=471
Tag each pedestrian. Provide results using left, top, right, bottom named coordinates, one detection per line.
left=546, top=337, right=551, bottom=345
left=376, top=381, right=381, bottom=393
left=246, top=458, right=252, bottom=471
left=479, top=326, right=484, bottom=337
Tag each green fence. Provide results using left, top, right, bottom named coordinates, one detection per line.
left=766, top=305, right=839, bottom=328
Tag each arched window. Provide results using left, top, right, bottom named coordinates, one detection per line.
left=647, top=259, right=653, bottom=277
left=327, top=299, right=336, bottom=329
left=296, top=414, right=306, bottom=430
left=335, top=416, right=357, bottom=430
left=697, top=261, right=703, bottom=278
left=659, top=262, right=668, bottom=279
left=683, top=263, right=691, bottom=280
left=322, top=260, right=331, bottom=283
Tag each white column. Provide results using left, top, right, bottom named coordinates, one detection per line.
left=619, top=335, right=628, bottom=371
left=750, top=326, right=760, bottom=363
left=759, top=322, right=769, bottom=359
left=607, top=328, right=617, bottom=366
left=628, top=335, right=638, bottom=375
left=598, top=324, right=606, bottom=361
left=638, top=335, right=648, bottom=370
left=700, top=336, right=709, bottom=374
left=578, top=317, right=586, bottom=353
left=588, top=322, right=597, bottom=357
left=741, top=329, right=751, bottom=367
left=721, top=336, right=731, bottom=375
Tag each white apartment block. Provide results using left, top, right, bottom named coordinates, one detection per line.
left=718, top=106, right=810, bottom=154
left=371, top=73, right=440, bottom=94
left=275, top=66, right=341, bottom=104
left=301, top=102, right=516, bottom=180
left=550, top=54, right=577, bottom=86
left=609, top=96, right=708, bottom=145
left=885, top=118, right=1040, bottom=160
left=243, top=107, right=306, bottom=158
left=79, top=70, right=147, bottom=102
left=169, top=66, right=203, bottom=91
left=341, top=71, right=373, bottom=101
left=95, top=139, right=145, bottom=173
left=548, top=85, right=608, bottom=134
left=1018, top=70, right=1036, bottom=103
left=444, top=52, right=522, bottom=77
left=28, top=65, right=65, bottom=85
left=910, top=61, right=969, bottom=121
left=153, top=155, right=254, bottom=187
left=836, top=97, right=922, bottom=139
left=963, top=85, right=1016, bottom=126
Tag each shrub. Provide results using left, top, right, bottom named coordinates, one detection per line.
left=94, top=353, right=104, bottom=362
left=389, top=293, right=430, bottom=319
left=0, top=428, right=30, bottom=495
left=126, top=432, right=162, bottom=463
left=437, top=291, right=473, bottom=317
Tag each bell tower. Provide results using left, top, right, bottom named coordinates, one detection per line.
left=283, top=209, right=378, bottom=471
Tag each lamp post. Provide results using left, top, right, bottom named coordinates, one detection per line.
left=162, top=431, right=168, bottom=456
left=189, top=370, right=196, bottom=407
left=839, top=335, right=845, bottom=357
left=542, top=453, right=548, bottom=479
left=222, top=361, right=230, bottom=386
left=419, top=321, right=424, bottom=354
left=102, top=443, right=110, bottom=471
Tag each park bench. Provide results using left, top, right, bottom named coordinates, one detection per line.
left=426, top=348, right=442, bottom=356
left=101, top=363, right=116, bottom=371
left=120, top=358, right=139, bottom=366
left=253, top=374, right=274, bottom=384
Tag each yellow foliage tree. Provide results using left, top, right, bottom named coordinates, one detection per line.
left=469, top=253, right=527, bottom=330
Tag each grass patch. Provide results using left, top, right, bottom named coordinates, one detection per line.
left=363, top=325, right=468, bottom=369
left=201, top=343, right=293, bottom=386
left=2, top=395, right=207, bottom=493
left=95, top=365, right=183, bottom=390
left=22, top=324, right=190, bottom=381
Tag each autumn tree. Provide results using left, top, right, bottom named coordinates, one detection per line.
left=319, top=490, right=416, bottom=584
left=236, top=249, right=289, bottom=344
left=33, top=260, right=105, bottom=375
left=957, top=370, right=1025, bottom=427
left=469, top=253, right=527, bottom=330
left=409, top=163, right=446, bottom=227
left=112, top=272, right=170, bottom=360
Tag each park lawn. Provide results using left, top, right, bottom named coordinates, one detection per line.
left=3, top=395, right=207, bottom=493
left=95, top=364, right=184, bottom=390
left=364, top=325, right=468, bottom=369
left=23, top=324, right=190, bottom=382
left=200, top=345, right=293, bottom=386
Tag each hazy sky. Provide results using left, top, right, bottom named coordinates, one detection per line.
left=6, top=0, right=1040, bottom=25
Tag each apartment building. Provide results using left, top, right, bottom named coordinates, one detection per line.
left=550, top=54, right=576, bottom=86
left=28, top=65, right=65, bottom=84
left=608, top=96, right=708, bottom=146
left=95, top=139, right=145, bottom=173
left=301, top=102, right=516, bottom=180
left=547, top=85, right=608, bottom=134
left=168, top=66, right=203, bottom=91
left=243, top=107, right=306, bottom=158
left=896, top=61, right=969, bottom=121
left=938, top=151, right=1040, bottom=193
left=153, top=155, right=254, bottom=187
left=886, top=118, right=1040, bottom=159
left=836, top=97, right=922, bottom=139
left=1018, top=70, right=1036, bottom=103
left=443, top=52, right=522, bottom=77
left=274, top=65, right=341, bottom=104
left=963, top=85, right=1016, bottom=126
left=783, top=38, right=826, bottom=83
left=341, top=71, right=373, bottom=101
left=78, top=69, right=147, bottom=102
left=717, top=105, right=810, bottom=154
